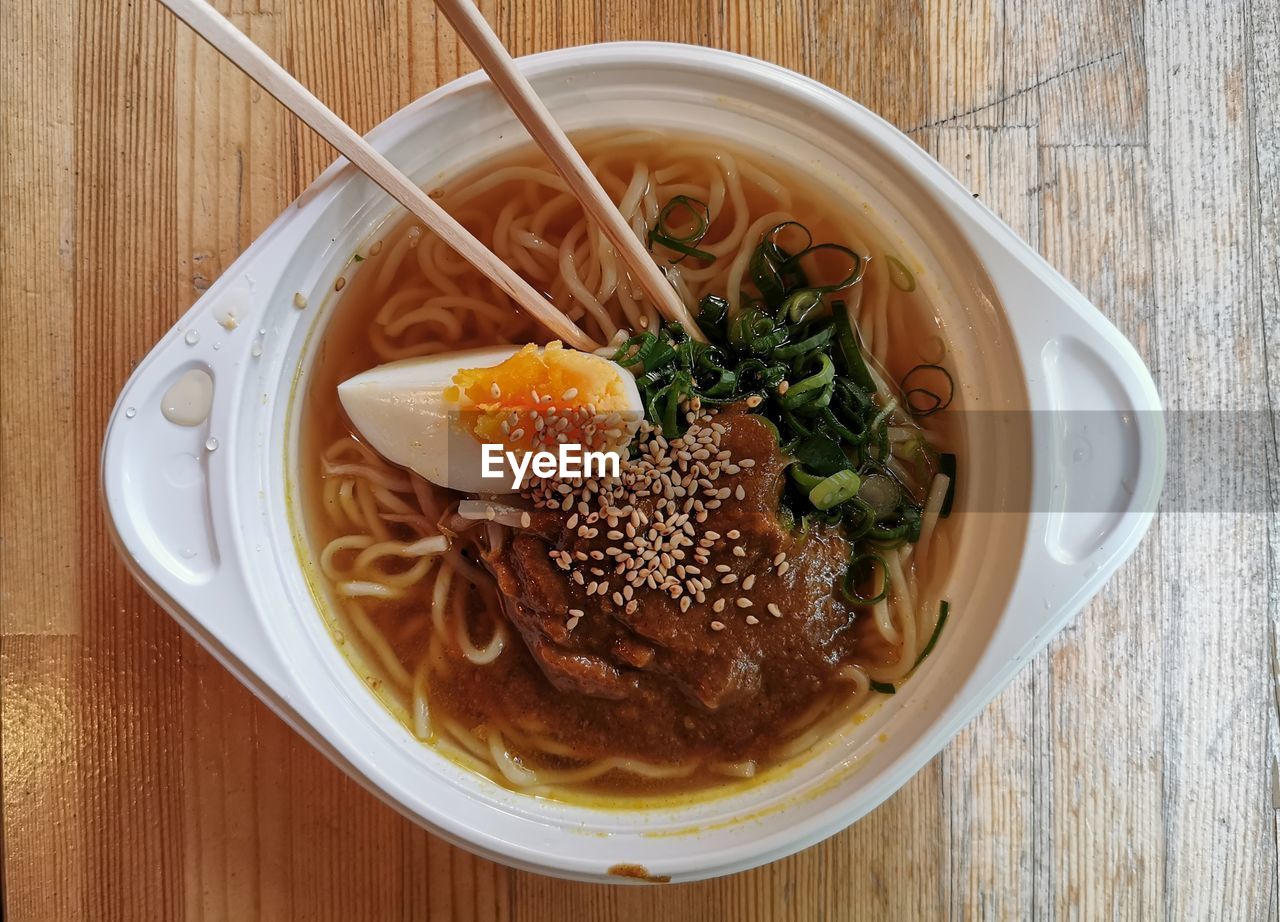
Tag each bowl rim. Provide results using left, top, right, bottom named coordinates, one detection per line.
left=101, top=40, right=1165, bottom=882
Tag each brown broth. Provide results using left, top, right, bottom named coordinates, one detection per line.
left=295, top=133, right=954, bottom=800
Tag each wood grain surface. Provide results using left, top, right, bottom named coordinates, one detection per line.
left=2, top=0, right=1277, bottom=918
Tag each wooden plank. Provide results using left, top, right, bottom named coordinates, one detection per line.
left=1254, top=0, right=1280, bottom=901
left=1143, top=0, right=1277, bottom=917
left=0, top=0, right=80, bottom=635
left=916, top=126, right=1047, bottom=921
left=919, top=0, right=1145, bottom=145
left=1247, top=0, right=1280, bottom=908
left=1038, top=146, right=1167, bottom=920
left=0, top=637, right=87, bottom=919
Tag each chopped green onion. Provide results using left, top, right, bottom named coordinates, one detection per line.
left=774, top=323, right=835, bottom=360
left=650, top=234, right=716, bottom=263
left=939, top=453, right=957, bottom=517
left=761, top=221, right=813, bottom=263
left=779, top=353, right=835, bottom=411
left=783, top=243, right=865, bottom=293
left=912, top=600, right=950, bottom=668
left=698, top=294, right=730, bottom=326
left=869, top=397, right=898, bottom=434
left=832, top=301, right=876, bottom=392
left=841, top=552, right=889, bottom=605
left=729, top=308, right=787, bottom=353
left=788, top=465, right=827, bottom=491
left=886, top=255, right=916, bottom=291
left=810, top=469, right=862, bottom=510
left=781, top=288, right=824, bottom=324
left=857, top=473, right=901, bottom=519
left=616, top=219, right=954, bottom=560
left=901, top=364, right=954, bottom=417
left=648, top=196, right=715, bottom=264
left=790, top=432, right=850, bottom=476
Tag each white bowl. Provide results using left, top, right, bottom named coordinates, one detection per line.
left=102, top=42, right=1163, bottom=883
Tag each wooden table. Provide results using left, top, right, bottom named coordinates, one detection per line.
left=3, top=1, right=1277, bottom=918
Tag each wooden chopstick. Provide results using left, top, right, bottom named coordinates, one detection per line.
left=156, top=0, right=599, bottom=352
left=435, top=0, right=709, bottom=343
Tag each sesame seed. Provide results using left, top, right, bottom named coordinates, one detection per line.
left=713, top=598, right=726, bottom=613
left=520, top=512, right=531, bottom=528
left=735, top=485, right=746, bottom=501
left=778, top=380, right=790, bottom=394
left=768, top=603, right=782, bottom=618
left=742, top=574, right=756, bottom=590
left=567, top=616, right=580, bottom=630
left=778, top=561, right=790, bottom=575
left=773, top=552, right=787, bottom=566
left=680, top=596, right=691, bottom=612
left=736, top=598, right=752, bottom=608
left=733, top=546, right=747, bottom=558
left=490, top=382, right=501, bottom=399
left=569, top=608, right=584, bottom=617
left=710, top=621, right=725, bottom=631
left=745, top=394, right=763, bottom=408
left=745, top=615, right=759, bottom=625
left=727, top=529, right=741, bottom=540
left=613, top=591, right=624, bottom=605
left=567, top=514, right=579, bottom=529
left=720, top=574, right=738, bottom=584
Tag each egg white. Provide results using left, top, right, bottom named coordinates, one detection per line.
left=337, top=345, right=643, bottom=494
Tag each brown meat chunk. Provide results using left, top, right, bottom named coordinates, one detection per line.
left=481, top=404, right=865, bottom=730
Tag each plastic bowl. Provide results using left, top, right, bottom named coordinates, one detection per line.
left=102, top=42, right=1163, bottom=883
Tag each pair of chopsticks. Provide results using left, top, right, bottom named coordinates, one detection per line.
left=157, top=0, right=705, bottom=349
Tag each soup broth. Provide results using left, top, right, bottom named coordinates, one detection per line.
left=297, top=132, right=957, bottom=799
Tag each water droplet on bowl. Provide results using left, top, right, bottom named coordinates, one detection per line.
left=205, top=436, right=219, bottom=452
left=184, top=329, right=200, bottom=346
left=124, top=407, right=137, bottom=419
left=250, top=341, right=263, bottom=357
left=180, top=547, right=197, bottom=559
left=212, top=341, right=221, bottom=351
left=164, top=453, right=201, bottom=488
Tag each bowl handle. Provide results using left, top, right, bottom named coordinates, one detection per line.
left=101, top=270, right=294, bottom=696
left=965, top=216, right=1164, bottom=660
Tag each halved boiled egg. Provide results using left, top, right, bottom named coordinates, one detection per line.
left=338, top=341, right=644, bottom=494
